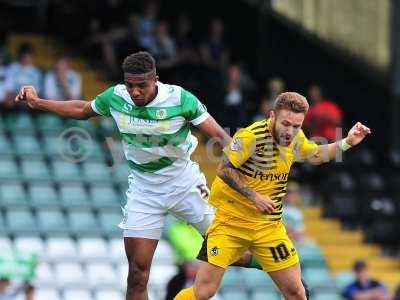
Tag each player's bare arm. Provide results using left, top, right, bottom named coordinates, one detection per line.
left=217, top=154, right=275, bottom=213
left=196, top=116, right=232, bottom=147
left=310, top=122, right=371, bottom=165
left=15, top=85, right=98, bottom=120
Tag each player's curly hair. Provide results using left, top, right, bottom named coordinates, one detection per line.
left=122, top=51, right=156, bottom=74
left=273, top=92, right=309, bottom=113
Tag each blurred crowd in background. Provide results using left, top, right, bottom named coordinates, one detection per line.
left=0, top=0, right=399, bottom=300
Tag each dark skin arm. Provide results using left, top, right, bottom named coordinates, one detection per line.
left=15, top=85, right=98, bottom=120
left=196, top=115, right=231, bottom=147
left=217, top=154, right=275, bottom=213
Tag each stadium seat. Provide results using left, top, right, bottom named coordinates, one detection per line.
left=303, top=268, right=335, bottom=290
left=37, top=210, right=68, bottom=236
left=0, top=182, right=29, bottom=208
left=77, top=238, right=109, bottom=262
left=94, top=289, right=124, bottom=300
left=366, top=220, right=399, bottom=246
left=117, top=262, right=128, bottom=290
left=335, top=271, right=355, bottom=291
left=298, top=243, right=327, bottom=269
left=42, top=136, right=62, bottom=157
left=313, top=292, right=342, bottom=300
left=109, top=238, right=125, bottom=262
left=113, top=162, right=130, bottom=185
left=20, top=158, right=51, bottom=181
left=242, top=269, right=275, bottom=289
left=148, top=264, right=178, bottom=289
left=0, top=158, right=20, bottom=180
left=59, top=183, right=90, bottom=208
left=36, top=113, right=64, bottom=134
left=67, top=210, right=99, bottom=236
left=0, top=237, right=12, bottom=251
left=51, top=161, right=82, bottom=182
left=98, top=211, right=122, bottom=238
left=55, top=263, right=86, bottom=288
left=82, top=161, right=111, bottom=183
left=86, top=262, right=119, bottom=288
left=14, top=236, right=45, bottom=257
left=324, top=192, right=359, bottom=225
left=4, top=113, right=35, bottom=133
left=153, top=239, right=176, bottom=264
left=34, top=288, right=61, bottom=300
left=220, top=268, right=244, bottom=290
left=86, top=141, right=107, bottom=161
left=89, top=184, right=120, bottom=210
left=13, top=134, right=42, bottom=157
left=99, top=118, right=118, bottom=136
left=0, top=135, right=15, bottom=156
left=28, top=182, right=59, bottom=208
left=251, top=290, right=281, bottom=300
left=0, top=216, right=5, bottom=236
left=46, top=237, right=78, bottom=262
left=33, top=262, right=55, bottom=288
left=63, top=288, right=92, bottom=300
left=221, top=290, right=250, bottom=300
left=5, top=208, right=37, bottom=235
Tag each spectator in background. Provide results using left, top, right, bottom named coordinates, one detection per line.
left=394, top=284, right=400, bottom=300
left=252, top=98, right=273, bottom=122
left=200, top=18, right=229, bottom=72
left=137, top=1, right=160, bottom=52
left=3, top=43, right=42, bottom=109
left=253, top=77, right=285, bottom=122
left=87, top=13, right=140, bottom=79
left=0, top=46, right=9, bottom=104
left=268, top=77, right=286, bottom=100
left=221, top=64, right=246, bottom=132
left=150, top=21, right=178, bottom=78
left=343, top=260, right=391, bottom=300
left=172, top=14, right=200, bottom=88
left=44, top=56, right=81, bottom=100
left=283, top=182, right=308, bottom=245
left=303, top=84, right=343, bottom=143
left=0, top=278, right=34, bottom=300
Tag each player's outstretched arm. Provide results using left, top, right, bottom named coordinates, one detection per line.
left=217, top=154, right=275, bottom=213
left=15, top=85, right=98, bottom=120
left=311, top=122, right=371, bottom=165
left=196, top=116, right=232, bottom=147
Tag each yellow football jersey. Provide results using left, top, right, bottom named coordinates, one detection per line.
left=209, top=118, right=320, bottom=222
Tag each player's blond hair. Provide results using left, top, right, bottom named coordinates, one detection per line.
left=273, top=92, right=309, bottom=113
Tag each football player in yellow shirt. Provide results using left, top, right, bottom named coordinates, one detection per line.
left=175, top=92, right=371, bottom=300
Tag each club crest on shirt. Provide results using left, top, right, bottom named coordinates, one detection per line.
left=230, top=138, right=243, bottom=151
left=210, top=246, right=219, bottom=257
left=155, top=109, right=167, bottom=120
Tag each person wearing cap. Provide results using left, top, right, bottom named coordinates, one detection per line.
left=343, top=260, right=391, bottom=300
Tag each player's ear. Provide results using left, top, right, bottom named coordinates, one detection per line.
left=155, top=75, right=159, bottom=82
left=269, top=110, right=275, bottom=121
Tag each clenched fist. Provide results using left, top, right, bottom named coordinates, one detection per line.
left=15, top=85, right=40, bottom=109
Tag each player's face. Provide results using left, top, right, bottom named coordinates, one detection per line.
left=124, top=73, right=158, bottom=106
left=270, top=109, right=305, bottom=146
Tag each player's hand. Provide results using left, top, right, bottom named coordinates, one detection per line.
left=346, top=122, right=371, bottom=146
left=15, top=85, right=39, bottom=109
left=253, top=193, right=275, bottom=214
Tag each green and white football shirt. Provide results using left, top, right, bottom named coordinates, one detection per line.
left=91, top=81, right=210, bottom=183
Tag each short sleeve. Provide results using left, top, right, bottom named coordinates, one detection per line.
left=292, top=130, right=320, bottom=162
left=91, top=86, right=114, bottom=117
left=223, top=129, right=256, bottom=168
left=181, top=88, right=209, bottom=125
